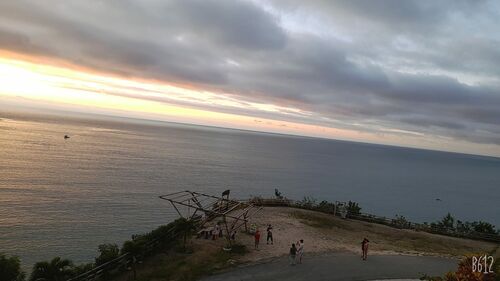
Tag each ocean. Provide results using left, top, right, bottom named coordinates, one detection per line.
left=1, top=111, right=499, bottom=270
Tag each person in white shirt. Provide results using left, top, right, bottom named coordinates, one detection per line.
left=213, top=224, right=219, bottom=240
left=297, top=239, right=304, bottom=264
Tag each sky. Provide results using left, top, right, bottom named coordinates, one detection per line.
left=0, top=0, right=500, bottom=157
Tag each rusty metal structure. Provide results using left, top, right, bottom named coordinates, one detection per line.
left=159, top=190, right=261, bottom=241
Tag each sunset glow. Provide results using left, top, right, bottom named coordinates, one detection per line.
left=1, top=54, right=500, bottom=156
left=1, top=0, right=500, bottom=156
left=0, top=56, right=369, bottom=142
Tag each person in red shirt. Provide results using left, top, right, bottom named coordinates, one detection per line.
left=361, top=238, right=369, bottom=260
left=254, top=230, right=261, bottom=250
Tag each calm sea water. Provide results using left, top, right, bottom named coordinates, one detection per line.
left=1, top=112, right=499, bottom=270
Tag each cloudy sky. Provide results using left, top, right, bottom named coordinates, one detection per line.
left=1, top=0, right=500, bottom=156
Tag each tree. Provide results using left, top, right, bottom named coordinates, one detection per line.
left=121, top=240, right=143, bottom=257
left=456, top=220, right=472, bottom=233
left=29, top=257, right=73, bottom=281
left=174, top=218, right=197, bottom=251
left=470, top=221, right=496, bottom=234
left=347, top=201, right=361, bottom=215
left=435, top=213, right=455, bottom=229
left=0, top=253, right=25, bottom=281
left=95, top=244, right=119, bottom=266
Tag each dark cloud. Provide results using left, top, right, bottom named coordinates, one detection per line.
left=168, top=0, right=287, bottom=50
left=0, top=0, right=500, bottom=150
left=0, top=29, right=50, bottom=55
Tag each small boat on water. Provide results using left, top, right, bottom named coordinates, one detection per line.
left=64, top=135, right=70, bottom=139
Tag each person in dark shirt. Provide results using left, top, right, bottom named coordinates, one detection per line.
left=266, top=224, right=273, bottom=244
left=218, top=223, right=223, bottom=238
left=289, top=243, right=297, bottom=265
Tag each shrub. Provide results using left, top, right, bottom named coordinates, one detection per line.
left=470, top=221, right=496, bottom=234
left=299, top=196, right=317, bottom=209
left=70, top=262, right=94, bottom=277
left=95, top=244, right=120, bottom=266
left=432, top=214, right=498, bottom=235
left=173, top=218, right=197, bottom=251
left=456, top=220, right=472, bottom=233
left=29, top=257, right=73, bottom=281
left=444, top=255, right=495, bottom=281
left=121, top=239, right=145, bottom=257
left=317, top=200, right=335, bottom=213
left=0, top=253, right=25, bottom=281
left=432, top=213, right=455, bottom=229
left=393, top=215, right=410, bottom=228
left=347, top=201, right=361, bottom=215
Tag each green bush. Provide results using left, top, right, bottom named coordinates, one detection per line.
left=0, top=253, right=25, bottom=281
left=29, top=257, right=73, bottom=281
left=317, top=201, right=335, bottom=213
left=70, top=262, right=94, bottom=277
left=121, top=239, right=146, bottom=257
left=470, top=221, right=496, bottom=234
left=347, top=201, right=361, bottom=215
left=95, top=244, right=120, bottom=266
left=433, top=213, right=455, bottom=229
left=173, top=218, right=197, bottom=251
left=432, top=214, right=498, bottom=235
left=456, top=220, right=472, bottom=233
left=393, top=215, right=410, bottom=228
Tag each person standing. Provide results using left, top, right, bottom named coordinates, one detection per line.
left=297, top=239, right=304, bottom=264
left=289, top=243, right=297, bottom=265
left=218, top=223, right=223, bottom=238
left=361, top=238, right=369, bottom=260
left=266, top=224, right=273, bottom=244
left=254, top=230, right=261, bottom=250
left=212, top=224, right=218, bottom=240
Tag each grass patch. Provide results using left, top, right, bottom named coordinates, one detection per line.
left=116, top=241, right=247, bottom=281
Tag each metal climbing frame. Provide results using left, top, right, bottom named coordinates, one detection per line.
left=159, top=190, right=262, bottom=242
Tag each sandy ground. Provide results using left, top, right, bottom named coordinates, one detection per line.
left=223, top=207, right=497, bottom=263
